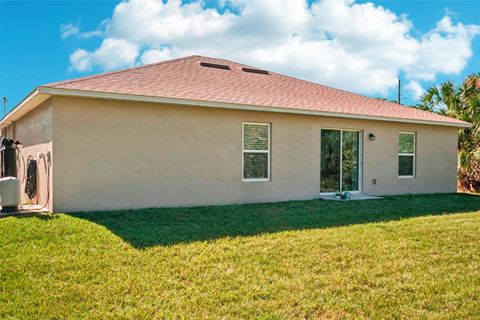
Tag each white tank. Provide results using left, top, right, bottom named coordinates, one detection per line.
left=0, top=177, right=21, bottom=207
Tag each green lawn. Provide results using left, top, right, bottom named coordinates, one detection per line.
left=1, top=194, right=479, bottom=319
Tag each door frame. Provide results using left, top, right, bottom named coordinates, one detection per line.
left=319, top=128, right=363, bottom=195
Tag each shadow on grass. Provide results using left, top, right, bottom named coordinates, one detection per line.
left=67, top=193, right=480, bottom=248
left=16, top=213, right=59, bottom=220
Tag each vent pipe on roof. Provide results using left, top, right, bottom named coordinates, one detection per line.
left=2, top=97, right=7, bottom=117
left=397, top=76, right=401, bottom=105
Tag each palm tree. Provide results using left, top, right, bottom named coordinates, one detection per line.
left=417, top=73, right=480, bottom=191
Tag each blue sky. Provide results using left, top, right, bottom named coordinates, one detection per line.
left=1, top=0, right=479, bottom=114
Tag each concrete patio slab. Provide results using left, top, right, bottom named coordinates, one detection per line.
left=320, top=194, right=383, bottom=201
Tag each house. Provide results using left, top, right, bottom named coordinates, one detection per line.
left=0, top=55, right=470, bottom=212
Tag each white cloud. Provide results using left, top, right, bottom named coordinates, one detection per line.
left=70, top=39, right=139, bottom=72
left=405, top=80, right=424, bottom=100
left=67, top=0, right=479, bottom=98
left=78, top=29, right=104, bottom=39
left=60, top=23, right=80, bottom=39
left=140, top=48, right=173, bottom=65
left=60, top=21, right=106, bottom=39
left=405, top=16, right=479, bottom=81
left=108, top=0, right=234, bottom=44
left=69, top=49, right=91, bottom=72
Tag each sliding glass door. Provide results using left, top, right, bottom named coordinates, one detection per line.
left=320, top=129, right=360, bottom=193
left=341, top=130, right=360, bottom=192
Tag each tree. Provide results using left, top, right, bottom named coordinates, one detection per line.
left=416, top=73, right=480, bottom=191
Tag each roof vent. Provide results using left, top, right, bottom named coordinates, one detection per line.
left=200, top=62, right=231, bottom=70
left=242, top=67, right=269, bottom=75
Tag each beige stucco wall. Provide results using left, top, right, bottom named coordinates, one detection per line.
left=50, top=96, right=458, bottom=212
left=10, top=99, right=53, bottom=211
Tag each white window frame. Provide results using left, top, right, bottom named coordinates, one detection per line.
left=398, top=132, right=416, bottom=178
left=242, top=122, right=271, bottom=182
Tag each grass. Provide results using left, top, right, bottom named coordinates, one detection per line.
left=0, top=193, right=479, bottom=319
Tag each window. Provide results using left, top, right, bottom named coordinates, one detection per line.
left=242, top=123, right=270, bottom=181
left=398, top=132, right=415, bottom=178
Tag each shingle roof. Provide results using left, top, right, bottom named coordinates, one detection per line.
left=44, top=55, right=468, bottom=126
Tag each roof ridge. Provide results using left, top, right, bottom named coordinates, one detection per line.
left=269, top=70, right=452, bottom=119
left=270, top=71, right=402, bottom=107
left=203, top=56, right=395, bottom=106
left=201, top=56, right=263, bottom=70
left=45, top=55, right=201, bottom=88
left=236, top=66, right=455, bottom=121
left=208, top=56, right=411, bottom=111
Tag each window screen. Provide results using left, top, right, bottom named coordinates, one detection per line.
left=243, top=123, right=270, bottom=180
left=398, top=132, right=415, bottom=177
